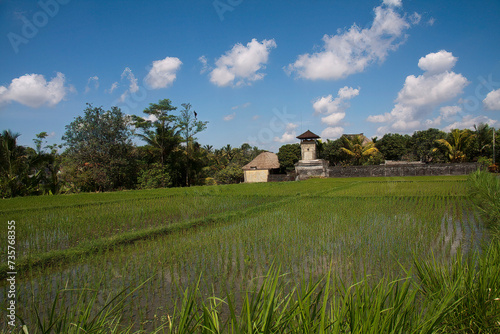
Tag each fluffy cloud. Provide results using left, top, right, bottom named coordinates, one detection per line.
left=417, top=50, right=457, bottom=74
left=313, top=86, right=359, bottom=127
left=483, top=88, right=500, bottom=110
left=274, top=123, right=299, bottom=143
left=395, top=71, right=467, bottom=108
left=321, top=126, right=344, bottom=139
left=367, top=50, right=468, bottom=134
left=0, top=72, right=69, bottom=108
left=440, top=105, right=461, bottom=120
left=145, top=57, right=182, bottom=89
left=84, top=76, right=99, bottom=93
left=443, top=115, right=497, bottom=132
left=285, top=3, right=412, bottom=80
left=209, top=39, right=277, bottom=87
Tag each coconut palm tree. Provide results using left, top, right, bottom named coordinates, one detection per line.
left=0, top=130, right=29, bottom=197
left=433, top=129, right=476, bottom=162
left=340, top=134, right=380, bottom=165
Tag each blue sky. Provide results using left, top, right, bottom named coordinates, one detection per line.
left=1, top=0, right=500, bottom=152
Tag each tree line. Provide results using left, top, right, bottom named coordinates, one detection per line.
left=1, top=99, right=498, bottom=198
left=278, top=125, right=498, bottom=170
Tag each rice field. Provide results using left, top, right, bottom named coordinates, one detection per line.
left=0, top=175, right=492, bottom=332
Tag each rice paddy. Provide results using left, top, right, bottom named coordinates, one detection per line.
left=0, top=175, right=494, bottom=332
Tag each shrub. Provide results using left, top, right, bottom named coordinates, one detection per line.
left=137, top=163, right=171, bottom=189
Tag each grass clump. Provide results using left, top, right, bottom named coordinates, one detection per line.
left=10, top=246, right=500, bottom=333
left=468, top=169, right=500, bottom=231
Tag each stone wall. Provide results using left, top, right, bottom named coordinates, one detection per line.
left=327, top=163, right=479, bottom=178
left=268, top=174, right=295, bottom=182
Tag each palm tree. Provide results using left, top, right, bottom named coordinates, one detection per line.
left=433, top=129, right=476, bottom=162
left=340, top=135, right=380, bottom=165
left=133, top=99, right=181, bottom=166
left=0, top=130, right=28, bottom=197
left=474, top=123, right=494, bottom=157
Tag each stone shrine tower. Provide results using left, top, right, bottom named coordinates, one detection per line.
left=297, top=130, right=320, bottom=161
left=294, top=130, right=329, bottom=180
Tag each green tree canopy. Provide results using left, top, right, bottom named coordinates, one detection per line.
left=132, top=99, right=181, bottom=166
left=410, top=128, right=447, bottom=163
left=277, top=143, right=301, bottom=170
left=375, top=133, right=411, bottom=161
left=177, top=103, right=208, bottom=186
left=62, top=104, right=136, bottom=192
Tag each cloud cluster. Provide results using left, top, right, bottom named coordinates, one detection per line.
left=483, top=88, right=500, bottom=110
left=145, top=57, right=182, bottom=89
left=274, top=123, right=299, bottom=143
left=209, top=39, right=277, bottom=87
left=285, top=4, right=412, bottom=80
left=367, top=50, right=469, bottom=134
left=313, top=86, right=360, bottom=139
left=443, top=115, right=497, bottom=132
left=0, top=72, right=69, bottom=108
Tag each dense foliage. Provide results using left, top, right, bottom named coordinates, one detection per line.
left=277, top=143, right=301, bottom=171
left=1, top=98, right=499, bottom=197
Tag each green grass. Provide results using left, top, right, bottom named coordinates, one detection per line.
left=1, top=175, right=496, bottom=333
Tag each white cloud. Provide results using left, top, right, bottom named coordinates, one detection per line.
left=417, top=50, right=457, bottom=74
left=313, top=86, right=359, bottom=127
left=106, top=82, right=118, bottom=94
left=321, top=112, right=346, bottom=126
left=0, top=72, right=69, bottom=108
left=321, top=126, right=344, bottom=139
left=223, top=112, right=236, bottom=121
left=396, top=71, right=467, bottom=108
left=145, top=114, right=158, bottom=123
left=483, top=88, right=500, bottom=110
left=367, top=50, right=468, bottom=134
left=410, top=12, right=421, bottom=24
left=443, top=115, right=497, bottom=132
left=285, top=4, right=412, bottom=80
left=145, top=57, right=182, bottom=89
left=274, top=123, right=299, bottom=143
left=232, top=102, right=251, bottom=110
left=199, top=56, right=209, bottom=74
left=84, top=76, right=99, bottom=93
left=424, top=116, right=442, bottom=127
left=383, top=0, right=402, bottom=7
left=440, top=105, right=461, bottom=120
left=209, top=38, right=277, bottom=87
left=121, top=67, right=138, bottom=93
left=118, top=91, right=129, bottom=103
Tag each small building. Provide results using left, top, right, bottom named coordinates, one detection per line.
left=297, top=130, right=320, bottom=161
left=242, top=152, right=281, bottom=183
left=295, top=130, right=329, bottom=180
